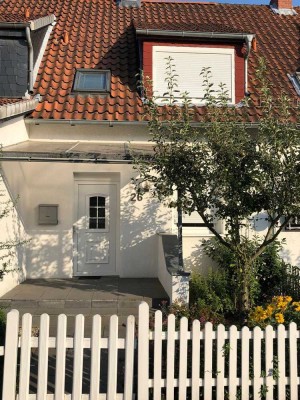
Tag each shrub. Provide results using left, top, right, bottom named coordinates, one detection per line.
left=190, top=270, right=235, bottom=315
left=203, top=238, right=296, bottom=309
left=157, top=300, right=224, bottom=329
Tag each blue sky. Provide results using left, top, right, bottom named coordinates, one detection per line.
left=214, top=0, right=300, bottom=4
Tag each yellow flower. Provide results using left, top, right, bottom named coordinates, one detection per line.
left=293, top=302, right=300, bottom=312
left=275, top=313, right=284, bottom=324
left=266, top=305, right=274, bottom=317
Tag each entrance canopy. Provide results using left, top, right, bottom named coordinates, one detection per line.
left=1, top=140, right=154, bottom=163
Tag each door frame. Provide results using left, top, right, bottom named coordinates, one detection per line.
left=73, top=172, right=120, bottom=276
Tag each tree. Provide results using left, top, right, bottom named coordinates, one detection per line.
left=133, top=57, right=300, bottom=313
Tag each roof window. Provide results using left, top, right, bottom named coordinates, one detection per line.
left=73, top=69, right=111, bottom=93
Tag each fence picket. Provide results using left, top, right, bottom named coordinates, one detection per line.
left=55, top=314, right=67, bottom=400
left=265, top=325, right=274, bottom=400
left=90, top=314, right=101, bottom=400
left=19, top=313, right=33, bottom=400
left=72, top=314, right=85, bottom=400
left=166, top=313, right=176, bottom=400
left=107, top=315, right=119, bottom=400
left=191, top=320, right=200, bottom=400
left=216, top=324, right=225, bottom=400
left=179, top=317, right=188, bottom=400
left=37, top=314, right=50, bottom=400
left=277, top=324, right=286, bottom=400
left=289, top=322, right=298, bottom=400
left=2, top=309, right=19, bottom=400
left=204, top=322, right=213, bottom=400
left=124, top=315, right=135, bottom=400
left=241, top=326, right=250, bottom=400
left=229, top=325, right=238, bottom=400
left=138, top=302, right=150, bottom=400
left=253, top=326, right=262, bottom=400
left=153, top=310, right=163, bottom=400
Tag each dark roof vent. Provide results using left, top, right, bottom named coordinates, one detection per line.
left=118, top=0, right=141, bottom=7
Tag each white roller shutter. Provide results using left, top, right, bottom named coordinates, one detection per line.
left=152, top=46, right=235, bottom=103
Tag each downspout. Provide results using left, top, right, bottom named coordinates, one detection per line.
left=25, top=26, right=34, bottom=94
left=177, top=190, right=184, bottom=271
left=244, top=35, right=255, bottom=94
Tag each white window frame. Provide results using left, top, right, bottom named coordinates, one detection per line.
left=152, top=46, right=235, bottom=105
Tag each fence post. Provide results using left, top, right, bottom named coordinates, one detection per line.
left=153, top=310, right=162, bottom=400
left=124, top=315, right=135, bottom=400
left=55, top=314, right=67, bottom=400
left=107, top=315, right=119, bottom=400
left=289, top=322, right=298, bottom=400
left=253, top=326, right=262, bottom=400
left=2, top=309, right=19, bottom=400
left=37, top=313, right=50, bottom=400
left=138, top=302, right=149, bottom=400
left=90, top=314, right=102, bottom=400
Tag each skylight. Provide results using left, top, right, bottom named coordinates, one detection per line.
left=73, top=69, right=111, bottom=93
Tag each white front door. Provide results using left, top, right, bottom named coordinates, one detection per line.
left=74, top=183, right=117, bottom=276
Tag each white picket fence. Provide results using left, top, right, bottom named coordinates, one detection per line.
left=0, top=302, right=299, bottom=399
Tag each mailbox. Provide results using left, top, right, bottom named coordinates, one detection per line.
left=38, top=204, right=58, bottom=225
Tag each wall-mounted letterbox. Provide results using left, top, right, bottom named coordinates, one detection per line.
left=38, top=204, right=58, bottom=225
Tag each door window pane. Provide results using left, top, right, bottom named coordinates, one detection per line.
left=89, top=196, right=106, bottom=229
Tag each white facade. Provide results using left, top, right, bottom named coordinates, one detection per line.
left=0, top=118, right=299, bottom=293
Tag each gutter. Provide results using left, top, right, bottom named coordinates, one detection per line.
left=136, top=28, right=255, bottom=42
left=0, top=155, right=133, bottom=164
left=25, top=118, right=262, bottom=128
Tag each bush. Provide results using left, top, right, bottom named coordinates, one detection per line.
left=190, top=270, right=235, bottom=314
left=202, top=238, right=296, bottom=309
left=157, top=300, right=224, bottom=329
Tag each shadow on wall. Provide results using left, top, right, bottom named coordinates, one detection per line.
left=183, top=239, right=218, bottom=275
left=25, top=230, right=73, bottom=278
left=120, top=184, right=170, bottom=277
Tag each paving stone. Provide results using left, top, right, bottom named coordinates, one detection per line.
left=64, top=300, right=91, bottom=308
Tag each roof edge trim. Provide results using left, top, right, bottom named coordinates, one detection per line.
left=0, top=14, right=55, bottom=30
left=0, top=98, right=39, bottom=121
left=29, top=15, right=56, bottom=30
left=136, top=29, right=255, bottom=40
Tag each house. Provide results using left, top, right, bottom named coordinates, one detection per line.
left=0, top=0, right=299, bottom=299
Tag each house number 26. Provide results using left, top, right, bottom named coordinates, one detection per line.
left=130, top=193, right=142, bottom=202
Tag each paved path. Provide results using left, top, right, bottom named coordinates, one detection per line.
left=0, top=277, right=168, bottom=336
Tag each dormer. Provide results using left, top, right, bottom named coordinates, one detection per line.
left=136, top=23, right=255, bottom=105
left=0, top=12, right=56, bottom=98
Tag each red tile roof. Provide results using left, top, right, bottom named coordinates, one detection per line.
left=0, top=0, right=299, bottom=122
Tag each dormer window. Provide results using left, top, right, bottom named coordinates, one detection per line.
left=152, top=46, right=235, bottom=104
left=73, top=69, right=111, bottom=93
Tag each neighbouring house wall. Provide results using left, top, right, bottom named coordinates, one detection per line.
left=0, top=116, right=29, bottom=147
left=0, top=175, right=27, bottom=296
left=0, top=117, right=29, bottom=295
left=182, top=216, right=300, bottom=275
